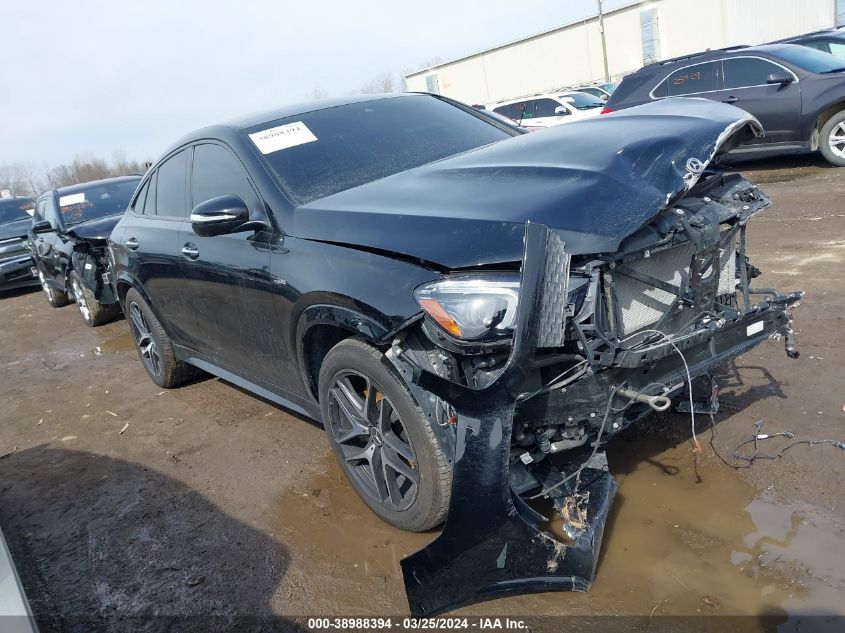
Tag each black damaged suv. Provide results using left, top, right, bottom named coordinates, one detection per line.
left=30, top=176, right=141, bottom=325
left=0, top=196, right=38, bottom=292
left=109, top=93, right=801, bottom=615
left=604, top=43, right=845, bottom=165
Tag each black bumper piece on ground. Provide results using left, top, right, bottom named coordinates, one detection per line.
left=390, top=222, right=799, bottom=617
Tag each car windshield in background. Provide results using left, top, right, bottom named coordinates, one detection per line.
left=774, top=45, right=845, bottom=73
left=599, top=82, right=617, bottom=93
left=247, top=95, right=518, bottom=205
left=560, top=93, right=605, bottom=110
left=0, top=198, right=34, bottom=224
left=58, top=179, right=139, bottom=226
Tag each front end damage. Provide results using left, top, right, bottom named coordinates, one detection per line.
left=385, top=142, right=802, bottom=615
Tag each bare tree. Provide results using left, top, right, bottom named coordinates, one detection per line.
left=1, top=153, right=149, bottom=198
left=359, top=72, right=400, bottom=95
left=309, top=86, right=329, bottom=100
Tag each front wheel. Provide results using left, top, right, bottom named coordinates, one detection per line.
left=70, top=270, right=119, bottom=327
left=820, top=110, right=845, bottom=167
left=318, top=338, right=452, bottom=532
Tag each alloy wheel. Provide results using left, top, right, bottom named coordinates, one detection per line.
left=327, top=370, right=419, bottom=511
left=71, top=277, right=91, bottom=322
left=128, top=301, right=161, bottom=377
left=830, top=122, right=845, bottom=159
left=38, top=271, right=54, bottom=303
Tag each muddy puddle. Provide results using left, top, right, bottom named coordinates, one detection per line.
left=96, top=331, right=136, bottom=354
left=275, top=432, right=844, bottom=619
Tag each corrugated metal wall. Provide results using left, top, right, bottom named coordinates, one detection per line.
left=405, top=0, right=838, bottom=106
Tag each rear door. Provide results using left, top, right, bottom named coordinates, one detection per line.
left=120, top=151, right=198, bottom=347
left=720, top=57, right=802, bottom=144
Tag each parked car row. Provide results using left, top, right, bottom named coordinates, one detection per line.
left=6, top=90, right=804, bottom=615
left=487, top=28, right=845, bottom=166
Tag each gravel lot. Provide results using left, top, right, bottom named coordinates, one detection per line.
left=1, top=154, right=843, bottom=631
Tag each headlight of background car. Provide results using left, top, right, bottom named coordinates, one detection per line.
left=414, top=275, right=520, bottom=340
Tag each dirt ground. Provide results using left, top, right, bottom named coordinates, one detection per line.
left=1, top=154, right=843, bottom=632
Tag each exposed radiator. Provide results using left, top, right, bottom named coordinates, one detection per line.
left=614, top=239, right=736, bottom=336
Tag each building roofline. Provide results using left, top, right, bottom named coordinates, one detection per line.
left=404, top=0, right=645, bottom=79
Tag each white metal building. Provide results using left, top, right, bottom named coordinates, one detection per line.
left=405, top=0, right=845, bottom=106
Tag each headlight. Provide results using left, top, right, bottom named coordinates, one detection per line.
left=414, top=275, right=520, bottom=341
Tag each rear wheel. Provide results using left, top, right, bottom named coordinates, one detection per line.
left=820, top=110, right=845, bottom=167
left=318, top=338, right=451, bottom=532
left=70, top=270, right=119, bottom=327
left=124, top=287, right=198, bottom=388
left=38, top=269, right=70, bottom=308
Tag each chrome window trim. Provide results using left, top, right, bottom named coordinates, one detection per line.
left=648, top=55, right=800, bottom=100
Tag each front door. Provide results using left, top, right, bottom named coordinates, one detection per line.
left=180, top=142, right=288, bottom=384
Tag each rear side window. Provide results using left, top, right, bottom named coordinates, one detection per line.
left=191, top=144, right=260, bottom=211
left=662, top=61, right=719, bottom=96
left=132, top=179, right=150, bottom=213
left=155, top=151, right=188, bottom=218
left=143, top=172, right=158, bottom=215
left=723, top=58, right=783, bottom=89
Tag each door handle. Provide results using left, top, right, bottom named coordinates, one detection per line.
left=722, top=96, right=738, bottom=104
left=126, top=237, right=140, bottom=250
left=181, top=243, right=200, bottom=260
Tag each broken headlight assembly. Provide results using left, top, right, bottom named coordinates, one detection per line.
left=414, top=275, right=520, bottom=341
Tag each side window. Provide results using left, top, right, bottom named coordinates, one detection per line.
left=155, top=151, right=188, bottom=218
left=492, top=105, right=511, bottom=119
left=534, top=98, right=561, bottom=117
left=513, top=100, right=535, bottom=119
left=44, top=199, right=60, bottom=228
left=132, top=179, right=150, bottom=214
left=723, top=58, right=783, bottom=89
left=143, top=171, right=158, bottom=215
left=33, top=199, right=46, bottom=223
left=665, top=61, right=719, bottom=96
left=190, top=143, right=260, bottom=211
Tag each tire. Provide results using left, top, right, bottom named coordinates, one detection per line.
left=318, top=338, right=452, bottom=532
left=70, top=270, right=119, bottom=327
left=124, top=287, right=198, bottom=388
left=37, top=269, right=70, bottom=308
left=819, top=110, right=845, bottom=167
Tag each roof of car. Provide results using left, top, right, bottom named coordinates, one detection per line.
left=635, top=43, right=800, bottom=73
left=0, top=195, right=34, bottom=204
left=53, top=174, right=142, bottom=197
left=223, top=93, right=408, bottom=131
left=777, top=26, right=845, bottom=43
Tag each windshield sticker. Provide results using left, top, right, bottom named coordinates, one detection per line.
left=249, top=121, right=317, bottom=154
left=59, top=193, right=86, bottom=207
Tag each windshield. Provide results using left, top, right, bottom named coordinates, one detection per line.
left=774, top=45, right=845, bottom=73
left=559, top=93, right=605, bottom=110
left=599, top=82, right=617, bottom=93
left=0, top=197, right=34, bottom=225
left=57, top=179, right=140, bottom=226
left=246, top=95, right=517, bottom=205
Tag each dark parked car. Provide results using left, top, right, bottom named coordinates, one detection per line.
left=777, top=26, right=845, bottom=59
left=0, top=196, right=38, bottom=292
left=603, top=43, right=845, bottom=165
left=109, top=93, right=801, bottom=615
left=30, top=176, right=141, bottom=325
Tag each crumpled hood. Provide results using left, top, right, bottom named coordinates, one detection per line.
left=0, top=218, right=32, bottom=241
left=293, top=98, right=762, bottom=268
left=65, top=214, right=122, bottom=241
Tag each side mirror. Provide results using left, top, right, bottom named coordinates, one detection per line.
left=554, top=106, right=570, bottom=116
left=767, top=71, right=794, bottom=87
left=32, top=220, right=53, bottom=234
left=190, top=195, right=250, bottom=238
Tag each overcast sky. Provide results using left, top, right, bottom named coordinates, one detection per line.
left=1, top=0, right=627, bottom=166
